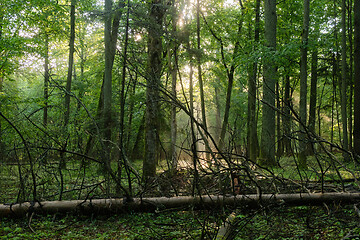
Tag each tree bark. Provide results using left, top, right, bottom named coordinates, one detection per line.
left=64, top=0, right=76, bottom=126
left=3, top=193, right=360, bottom=217
left=143, top=0, right=166, bottom=180
left=348, top=0, right=353, bottom=152
left=354, top=0, right=360, bottom=156
left=247, top=0, right=260, bottom=162
left=103, top=0, right=114, bottom=196
left=260, top=0, right=277, bottom=166
left=298, top=0, right=310, bottom=168
left=341, top=0, right=349, bottom=155
left=308, top=50, right=318, bottom=136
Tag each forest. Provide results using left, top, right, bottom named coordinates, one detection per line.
left=1, top=0, right=360, bottom=238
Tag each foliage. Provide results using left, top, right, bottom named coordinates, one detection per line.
left=0, top=0, right=359, bottom=238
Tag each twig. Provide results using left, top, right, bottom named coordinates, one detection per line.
left=28, top=212, right=35, bottom=233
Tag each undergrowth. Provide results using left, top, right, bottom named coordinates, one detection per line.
left=1, top=205, right=360, bottom=239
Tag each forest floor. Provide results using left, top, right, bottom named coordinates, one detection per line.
left=2, top=155, right=360, bottom=239
left=1, top=204, right=360, bottom=239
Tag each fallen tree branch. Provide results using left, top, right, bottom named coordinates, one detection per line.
left=2, top=192, right=360, bottom=217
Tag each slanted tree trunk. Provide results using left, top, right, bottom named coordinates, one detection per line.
left=354, top=0, right=360, bottom=156
left=247, top=0, right=260, bottom=162
left=298, top=0, right=310, bottom=169
left=143, top=0, right=166, bottom=180
left=260, top=0, right=277, bottom=166
left=64, top=0, right=76, bottom=126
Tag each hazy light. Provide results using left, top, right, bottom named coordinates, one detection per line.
left=135, top=34, right=142, bottom=42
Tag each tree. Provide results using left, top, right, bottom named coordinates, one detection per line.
left=354, top=0, right=360, bottom=156
left=260, top=0, right=277, bottom=166
left=308, top=50, right=318, bottom=137
left=43, top=33, right=50, bottom=127
left=168, top=11, right=178, bottom=171
left=143, top=0, right=166, bottom=180
left=247, top=0, right=260, bottom=161
left=298, top=0, right=310, bottom=168
left=340, top=0, right=348, bottom=155
left=201, top=1, right=243, bottom=152
left=196, top=0, right=209, bottom=159
left=64, top=0, right=76, bottom=126
left=101, top=0, right=114, bottom=196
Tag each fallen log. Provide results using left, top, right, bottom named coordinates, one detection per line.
left=1, top=192, right=360, bottom=217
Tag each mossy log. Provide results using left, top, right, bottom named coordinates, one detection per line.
left=1, top=192, right=360, bottom=217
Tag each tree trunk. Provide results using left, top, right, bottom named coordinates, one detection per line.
left=298, top=0, right=310, bottom=169
left=3, top=193, right=360, bottom=217
left=103, top=0, right=113, bottom=159
left=354, top=0, right=360, bottom=156
left=170, top=51, right=178, bottom=171
left=218, top=13, right=242, bottom=152
left=0, top=75, right=2, bottom=158
left=260, top=0, right=277, bottom=166
left=0, top=13, right=3, bottom=156
left=43, top=33, right=50, bottom=127
left=131, top=113, right=145, bottom=161
left=308, top=50, right=318, bottom=136
left=341, top=0, right=349, bottom=156
left=64, top=0, right=76, bottom=126
left=215, top=85, right=222, bottom=141
left=283, top=75, right=292, bottom=155
left=118, top=0, right=131, bottom=195
left=218, top=68, right=234, bottom=152
left=276, top=81, right=283, bottom=156
left=169, top=15, right=178, bottom=171
left=187, top=44, right=199, bottom=195
left=84, top=0, right=124, bottom=157
left=143, top=0, right=165, bottom=180
left=348, top=0, right=354, bottom=152
left=247, top=0, right=260, bottom=162
left=126, top=72, right=137, bottom=153
left=196, top=0, right=209, bottom=159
